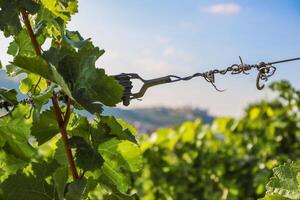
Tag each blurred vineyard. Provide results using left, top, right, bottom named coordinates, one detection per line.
left=133, top=81, right=300, bottom=200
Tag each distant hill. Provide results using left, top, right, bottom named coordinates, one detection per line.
left=0, top=70, right=215, bottom=132
left=103, top=107, right=214, bottom=133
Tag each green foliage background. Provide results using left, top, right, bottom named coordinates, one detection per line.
left=134, top=81, right=300, bottom=200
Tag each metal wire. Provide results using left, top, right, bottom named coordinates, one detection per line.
left=114, top=56, right=300, bottom=106
left=163, top=56, right=284, bottom=91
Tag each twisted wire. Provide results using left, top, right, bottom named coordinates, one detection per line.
left=165, top=57, right=278, bottom=91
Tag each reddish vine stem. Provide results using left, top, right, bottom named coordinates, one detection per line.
left=20, top=9, right=79, bottom=179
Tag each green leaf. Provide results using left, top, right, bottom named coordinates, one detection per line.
left=19, top=73, right=48, bottom=95
left=99, top=138, right=142, bottom=172
left=0, top=161, right=59, bottom=199
left=53, top=166, right=69, bottom=200
left=0, top=104, right=36, bottom=160
left=35, top=6, right=63, bottom=39
left=0, top=150, right=26, bottom=182
left=64, top=30, right=90, bottom=49
left=68, top=136, right=104, bottom=171
left=99, top=162, right=131, bottom=193
left=7, top=29, right=45, bottom=57
left=265, top=162, right=300, bottom=200
left=31, top=160, right=60, bottom=178
left=67, top=114, right=90, bottom=142
left=44, top=42, right=122, bottom=113
left=0, top=172, right=56, bottom=200
left=0, top=88, right=18, bottom=106
left=54, top=140, right=68, bottom=166
left=102, top=182, right=139, bottom=200
left=98, top=138, right=142, bottom=192
left=0, top=0, right=39, bottom=37
left=99, top=116, right=137, bottom=143
left=40, top=0, right=78, bottom=23
left=31, top=107, right=60, bottom=145
left=117, top=118, right=138, bottom=136
left=5, top=64, right=23, bottom=77
left=32, top=83, right=56, bottom=112
left=91, top=116, right=137, bottom=148
left=65, top=178, right=87, bottom=200
left=13, top=55, right=72, bottom=97
left=13, top=47, right=123, bottom=113
left=259, top=194, right=288, bottom=200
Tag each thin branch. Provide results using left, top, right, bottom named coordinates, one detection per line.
left=62, top=97, right=72, bottom=129
left=20, top=9, right=79, bottom=180
left=33, top=77, right=42, bottom=95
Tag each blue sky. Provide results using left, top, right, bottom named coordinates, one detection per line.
left=1, top=0, right=300, bottom=116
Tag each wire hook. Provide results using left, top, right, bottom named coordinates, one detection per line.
left=256, top=62, right=277, bottom=90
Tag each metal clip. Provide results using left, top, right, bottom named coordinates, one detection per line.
left=114, top=73, right=172, bottom=106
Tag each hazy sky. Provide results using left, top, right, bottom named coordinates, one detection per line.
left=1, top=0, right=300, bottom=117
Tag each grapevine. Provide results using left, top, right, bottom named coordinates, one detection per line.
left=0, top=0, right=142, bottom=199
left=0, top=1, right=299, bottom=200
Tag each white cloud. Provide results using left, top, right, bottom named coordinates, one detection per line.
left=154, top=35, right=171, bottom=44
left=163, top=47, right=176, bottom=57
left=134, top=58, right=175, bottom=74
left=202, top=3, right=241, bottom=15
left=178, top=21, right=195, bottom=30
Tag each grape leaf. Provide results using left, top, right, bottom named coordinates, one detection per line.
left=32, top=83, right=56, bottom=111
left=31, top=107, right=60, bottom=145
left=36, top=7, right=63, bottom=39
left=13, top=55, right=72, bottom=97
left=0, top=88, right=18, bottom=106
left=0, top=104, right=36, bottom=160
left=98, top=138, right=142, bottom=172
left=40, top=0, right=78, bottom=23
left=7, top=29, right=45, bottom=57
left=13, top=41, right=123, bottom=114
left=5, top=64, right=23, bottom=77
left=67, top=114, right=90, bottom=142
left=117, top=118, right=138, bottom=136
left=91, top=116, right=138, bottom=148
left=0, top=0, right=39, bottom=37
left=53, top=166, right=69, bottom=200
left=99, top=162, right=131, bottom=193
left=0, top=167, right=57, bottom=200
left=65, top=178, right=87, bottom=200
left=44, top=42, right=122, bottom=113
left=99, top=116, right=137, bottom=143
left=259, top=194, right=288, bottom=200
left=0, top=150, right=26, bottom=182
left=0, top=160, right=60, bottom=199
left=64, top=30, right=90, bottom=49
left=34, top=0, right=78, bottom=40
left=101, top=181, right=139, bottom=200
left=31, top=160, right=60, bottom=178
left=68, top=136, right=104, bottom=171
left=98, top=138, right=143, bottom=192
left=263, top=162, right=300, bottom=200
left=19, top=73, right=48, bottom=95
left=54, top=140, right=68, bottom=166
